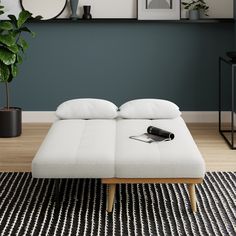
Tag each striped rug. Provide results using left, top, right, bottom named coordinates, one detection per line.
left=0, top=172, right=235, bottom=236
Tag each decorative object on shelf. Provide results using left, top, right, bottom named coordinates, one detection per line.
left=20, top=0, right=67, bottom=20
left=188, top=9, right=200, bottom=20
left=70, top=0, right=79, bottom=19
left=226, top=51, right=236, bottom=63
left=182, top=0, right=209, bottom=20
left=0, top=6, right=35, bottom=137
left=82, top=5, right=92, bottom=19
left=138, top=0, right=180, bottom=20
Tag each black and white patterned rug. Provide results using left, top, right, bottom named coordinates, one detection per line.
left=0, top=172, right=235, bottom=236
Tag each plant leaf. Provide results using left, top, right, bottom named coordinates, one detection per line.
left=0, top=34, right=15, bottom=47
left=11, top=64, right=18, bottom=77
left=11, top=30, right=20, bottom=38
left=0, top=21, right=14, bottom=30
left=8, top=15, right=18, bottom=27
left=7, top=44, right=19, bottom=53
left=17, top=10, right=32, bottom=28
left=17, top=54, right=23, bottom=64
left=0, top=47, right=16, bottom=65
left=19, top=27, right=36, bottom=37
left=8, top=74, right=13, bottom=82
left=0, top=62, right=10, bottom=82
left=18, top=37, right=28, bottom=51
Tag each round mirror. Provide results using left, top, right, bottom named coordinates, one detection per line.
left=20, top=0, right=67, bottom=20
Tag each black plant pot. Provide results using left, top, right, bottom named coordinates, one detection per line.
left=0, top=107, right=22, bottom=137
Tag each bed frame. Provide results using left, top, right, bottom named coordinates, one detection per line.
left=102, top=178, right=203, bottom=213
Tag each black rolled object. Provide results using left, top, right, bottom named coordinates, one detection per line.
left=147, top=126, right=174, bottom=140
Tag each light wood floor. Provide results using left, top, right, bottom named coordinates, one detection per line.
left=0, top=123, right=235, bottom=172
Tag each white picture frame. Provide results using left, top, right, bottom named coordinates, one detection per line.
left=138, top=0, right=180, bottom=20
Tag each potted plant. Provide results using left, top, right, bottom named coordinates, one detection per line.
left=0, top=6, right=35, bottom=137
left=182, top=0, right=209, bottom=20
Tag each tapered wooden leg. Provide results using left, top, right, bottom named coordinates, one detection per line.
left=188, top=184, right=197, bottom=212
left=107, top=184, right=116, bottom=213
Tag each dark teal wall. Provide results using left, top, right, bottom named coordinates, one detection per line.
left=0, top=22, right=234, bottom=111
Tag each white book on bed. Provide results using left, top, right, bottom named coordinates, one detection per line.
left=129, top=133, right=170, bottom=143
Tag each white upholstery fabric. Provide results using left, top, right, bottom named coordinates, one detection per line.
left=32, top=120, right=116, bottom=178
left=115, top=117, right=205, bottom=178
left=32, top=117, right=205, bottom=179
left=56, top=98, right=118, bottom=119
left=119, top=99, right=181, bottom=119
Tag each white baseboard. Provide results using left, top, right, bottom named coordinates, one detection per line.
left=181, top=111, right=231, bottom=123
left=22, top=111, right=231, bottom=123
left=22, top=112, right=57, bottom=123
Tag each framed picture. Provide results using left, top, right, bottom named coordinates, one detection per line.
left=138, top=0, right=180, bottom=20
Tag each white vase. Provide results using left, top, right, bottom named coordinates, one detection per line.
left=189, top=10, right=200, bottom=20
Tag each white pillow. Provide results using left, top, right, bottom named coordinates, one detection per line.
left=56, top=98, right=118, bottom=119
left=119, top=99, right=181, bottom=119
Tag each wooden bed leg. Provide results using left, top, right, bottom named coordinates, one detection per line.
left=188, top=184, right=197, bottom=212
left=107, top=184, right=116, bottom=213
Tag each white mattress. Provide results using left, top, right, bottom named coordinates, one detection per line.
left=115, top=117, right=205, bottom=178
left=32, top=117, right=205, bottom=179
left=32, top=120, right=116, bottom=178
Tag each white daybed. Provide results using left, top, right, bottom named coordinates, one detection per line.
left=32, top=99, right=205, bottom=213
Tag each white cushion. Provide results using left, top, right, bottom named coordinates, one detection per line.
left=56, top=98, right=118, bottom=119
left=115, top=117, right=205, bottom=178
left=119, top=99, right=181, bottom=119
left=32, top=120, right=116, bottom=178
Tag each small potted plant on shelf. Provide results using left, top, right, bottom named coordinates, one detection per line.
left=182, top=0, right=209, bottom=20
left=0, top=6, right=35, bottom=137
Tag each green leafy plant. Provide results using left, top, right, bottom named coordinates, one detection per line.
left=0, top=5, right=35, bottom=109
left=182, top=0, right=209, bottom=16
